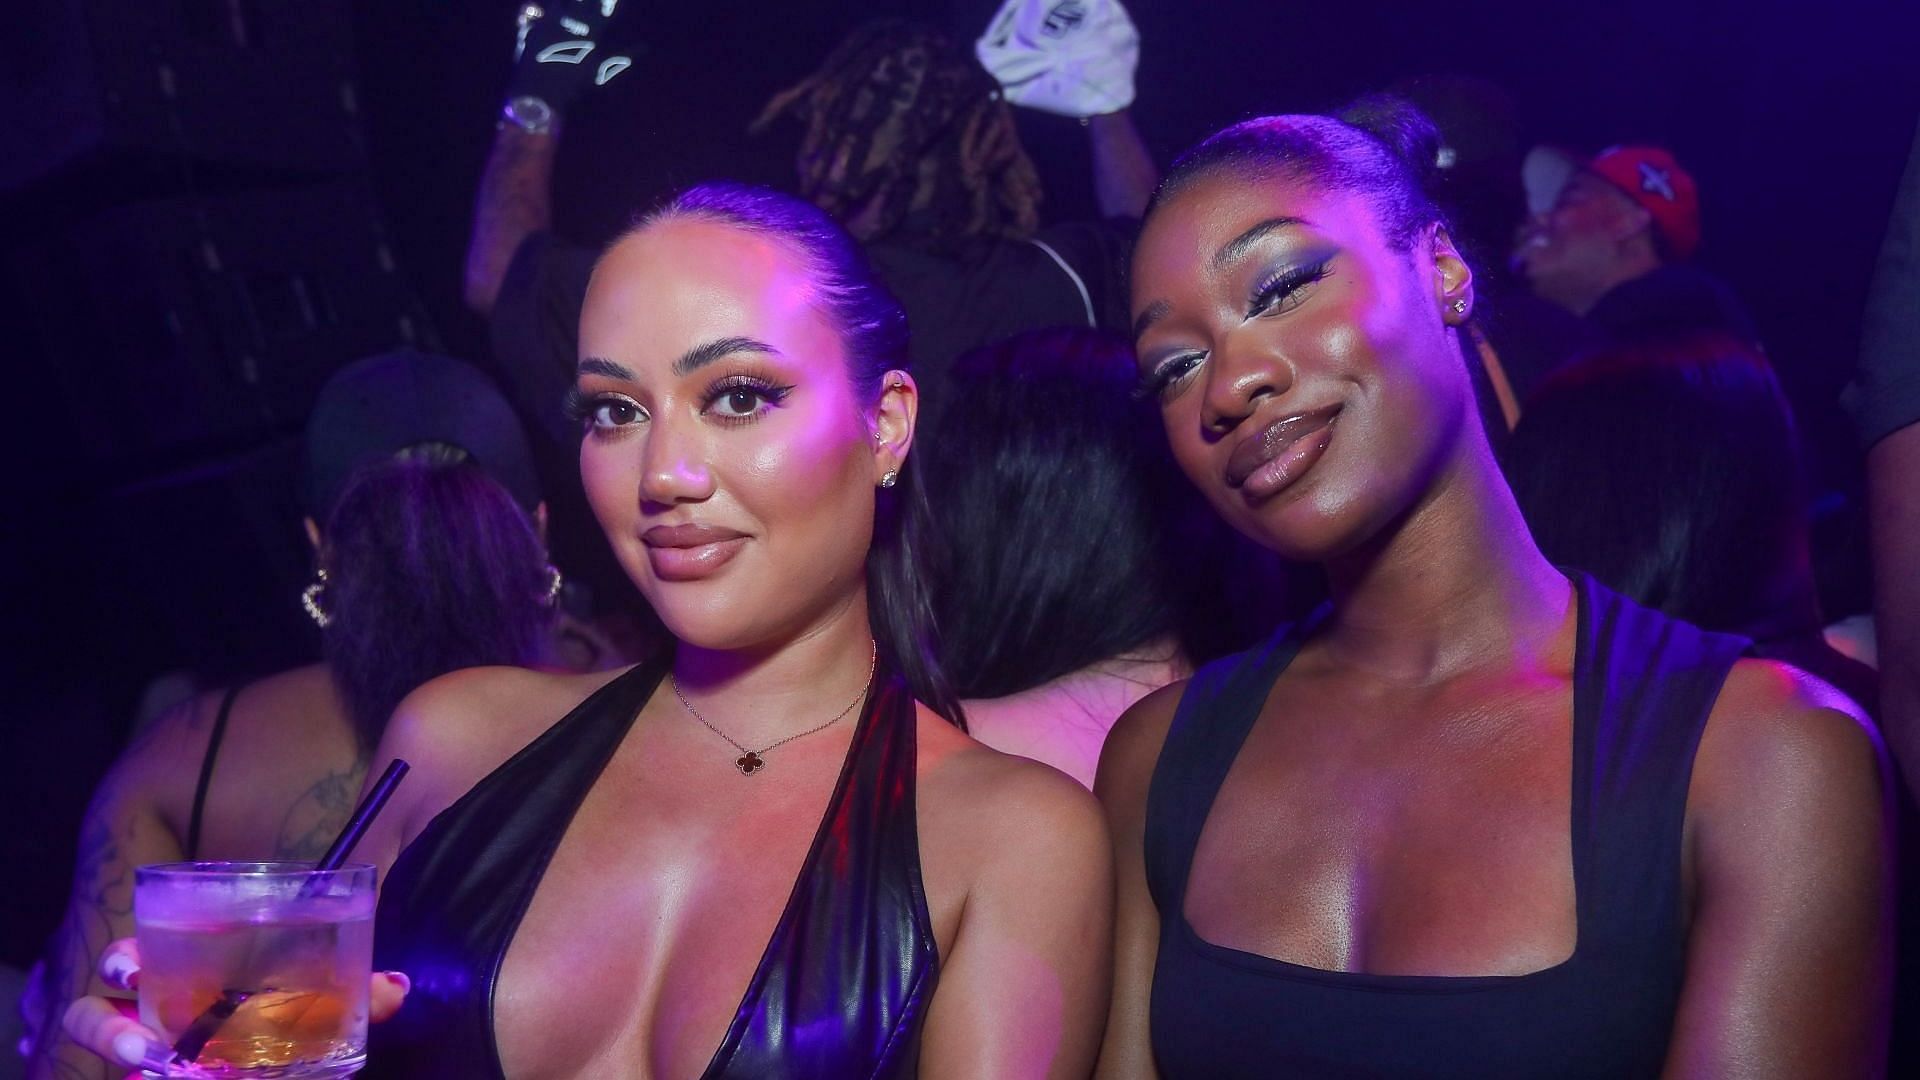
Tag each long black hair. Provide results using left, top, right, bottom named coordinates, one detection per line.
left=912, top=329, right=1204, bottom=700
left=631, top=181, right=961, bottom=722
left=320, top=447, right=553, bottom=747
left=1502, top=334, right=1820, bottom=639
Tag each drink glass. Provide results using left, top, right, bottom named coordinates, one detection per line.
left=134, top=862, right=376, bottom=1079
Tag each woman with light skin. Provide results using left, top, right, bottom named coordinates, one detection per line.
left=63, top=183, right=1111, bottom=1079
left=1095, top=99, right=1893, bottom=1077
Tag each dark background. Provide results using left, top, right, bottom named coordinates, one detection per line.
left=3, top=0, right=1916, bottom=963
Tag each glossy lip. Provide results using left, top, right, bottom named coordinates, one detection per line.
left=1225, top=404, right=1342, bottom=500
left=641, top=523, right=749, bottom=582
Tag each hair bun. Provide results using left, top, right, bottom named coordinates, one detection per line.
left=1337, top=93, right=1447, bottom=189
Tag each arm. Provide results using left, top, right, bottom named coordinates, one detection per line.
left=1087, top=109, right=1158, bottom=221
left=918, top=764, right=1114, bottom=1079
left=1093, top=682, right=1182, bottom=1079
left=1856, top=119, right=1920, bottom=793
left=1868, top=422, right=1920, bottom=792
left=27, top=709, right=198, bottom=1080
left=464, top=0, right=637, bottom=315
left=1662, top=662, right=1894, bottom=1078
left=463, top=121, right=559, bottom=316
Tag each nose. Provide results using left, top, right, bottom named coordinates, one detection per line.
left=637, top=415, right=716, bottom=507
left=1200, top=333, right=1294, bottom=436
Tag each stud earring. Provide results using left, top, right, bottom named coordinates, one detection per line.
left=879, top=470, right=899, bottom=489
left=543, top=564, right=564, bottom=607
left=1451, top=298, right=1469, bottom=316
left=301, top=569, right=333, bottom=629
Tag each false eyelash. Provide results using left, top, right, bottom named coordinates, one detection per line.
left=1247, top=256, right=1335, bottom=318
left=562, top=386, right=593, bottom=424
left=1136, top=353, right=1204, bottom=401
left=698, top=374, right=794, bottom=412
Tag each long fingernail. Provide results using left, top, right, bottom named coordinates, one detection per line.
left=102, top=951, right=139, bottom=990
left=380, top=970, right=412, bottom=995
left=111, top=1030, right=176, bottom=1072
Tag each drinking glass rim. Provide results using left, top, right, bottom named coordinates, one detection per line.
left=137, top=861, right=376, bottom=880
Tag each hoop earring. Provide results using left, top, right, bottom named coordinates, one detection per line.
left=879, top=470, right=899, bottom=489
left=301, top=569, right=333, bottom=629
left=543, top=564, right=564, bottom=607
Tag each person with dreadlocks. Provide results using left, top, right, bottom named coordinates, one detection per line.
left=464, top=5, right=1158, bottom=450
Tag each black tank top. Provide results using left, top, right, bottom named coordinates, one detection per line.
left=366, top=654, right=939, bottom=1078
left=1144, top=575, right=1747, bottom=1078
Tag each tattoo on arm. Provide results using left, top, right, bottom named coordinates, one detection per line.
left=275, top=760, right=370, bottom=861
left=27, top=794, right=146, bottom=1080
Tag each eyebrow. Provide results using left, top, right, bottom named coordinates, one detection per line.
left=673, top=336, right=781, bottom=377
left=1211, top=216, right=1310, bottom=272
left=577, top=357, right=634, bottom=380
left=1131, top=300, right=1171, bottom=345
left=1133, top=216, right=1314, bottom=344
left=575, top=337, right=782, bottom=382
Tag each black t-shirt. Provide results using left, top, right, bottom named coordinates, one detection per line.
left=1587, top=263, right=1760, bottom=349
left=865, top=218, right=1135, bottom=407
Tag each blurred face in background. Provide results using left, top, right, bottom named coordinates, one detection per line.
left=573, top=218, right=892, bottom=651
left=1512, top=171, right=1652, bottom=314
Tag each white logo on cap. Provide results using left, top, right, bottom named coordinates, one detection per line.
left=1638, top=161, right=1677, bottom=202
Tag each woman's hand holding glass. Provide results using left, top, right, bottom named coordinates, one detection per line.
left=62, top=939, right=409, bottom=1076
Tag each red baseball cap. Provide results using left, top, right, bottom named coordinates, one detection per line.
left=1587, top=145, right=1701, bottom=260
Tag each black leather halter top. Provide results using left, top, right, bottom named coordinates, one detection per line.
left=365, top=655, right=940, bottom=1078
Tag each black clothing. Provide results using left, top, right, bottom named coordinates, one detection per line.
left=1847, top=117, right=1920, bottom=447
left=864, top=219, right=1132, bottom=411
left=184, top=684, right=242, bottom=861
left=1587, top=264, right=1759, bottom=349
left=367, top=656, right=939, bottom=1078
left=1142, top=575, right=1747, bottom=1078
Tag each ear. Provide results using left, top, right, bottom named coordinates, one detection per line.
left=303, top=516, right=324, bottom=553
left=871, top=370, right=918, bottom=484
left=1430, top=225, right=1476, bottom=326
left=533, top=501, right=550, bottom=546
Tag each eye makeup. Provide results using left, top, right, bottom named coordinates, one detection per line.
left=1245, top=254, right=1335, bottom=319
left=698, top=373, right=795, bottom=426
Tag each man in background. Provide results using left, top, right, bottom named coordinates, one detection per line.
left=1514, top=144, right=1757, bottom=347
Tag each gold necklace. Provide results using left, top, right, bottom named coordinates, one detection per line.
left=669, top=642, right=877, bottom=775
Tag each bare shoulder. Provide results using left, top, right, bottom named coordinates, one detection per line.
left=1690, top=657, right=1889, bottom=835
left=916, top=707, right=1108, bottom=873
left=1094, top=678, right=1190, bottom=808
left=374, top=664, right=632, bottom=845
left=100, top=681, right=247, bottom=821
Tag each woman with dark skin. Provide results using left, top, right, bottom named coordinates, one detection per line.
left=65, top=183, right=1110, bottom=1078
left=1096, top=103, right=1892, bottom=1077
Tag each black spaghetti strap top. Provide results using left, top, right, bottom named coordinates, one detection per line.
left=1144, top=575, right=1749, bottom=1078
left=366, top=655, right=939, bottom=1078
left=184, top=684, right=242, bottom=861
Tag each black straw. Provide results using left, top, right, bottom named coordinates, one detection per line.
left=315, top=759, right=410, bottom=872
